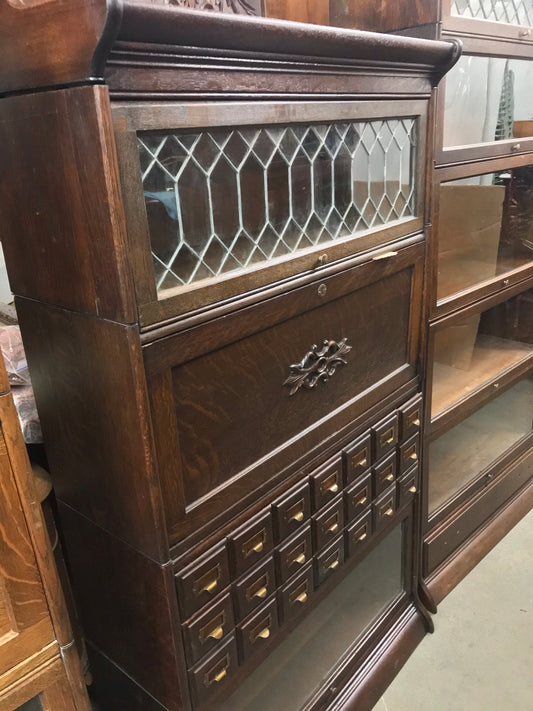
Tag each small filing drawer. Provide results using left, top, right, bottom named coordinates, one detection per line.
left=345, top=510, right=373, bottom=558
left=313, top=496, right=344, bottom=553
left=399, top=395, right=422, bottom=441
left=233, top=556, right=276, bottom=621
left=238, top=598, right=279, bottom=662
left=315, top=535, right=345, bottom=587
left=373, top=451, right=397, bottom=497
left=228, top=509, right=274, bottom=577
left=176, top=545, right=231, bottom=620
left=372, top=412, right=399, bottom=461
left=182, top=593, right=235, bottom=666
left=397, top=464, right=420, bottom=508
left=279, top=564, right=315, bottom=624
left=276, top=524, right=313, bottom=585
left=398, top=434, right=419, bottom=475
left=344, top=472, right=372, bottom=523
left=343, top=432, right=372, bottom=486
left=311, top=458, right=343, bottom=512
left=272, top=481, right=311, bottom=541
left=188, top=634, right=238, bottom=708
left=372, top=485, right=397, bottom=533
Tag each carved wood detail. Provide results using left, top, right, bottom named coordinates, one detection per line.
left=284, top=338, right=352, bottom=395
left=168, top=0, right=262, bottom=15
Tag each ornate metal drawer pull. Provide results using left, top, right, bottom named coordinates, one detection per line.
left=284, top=338, right=352, bottom=396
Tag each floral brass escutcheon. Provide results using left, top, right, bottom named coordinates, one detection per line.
left=284, top=338, right=352, bottom=396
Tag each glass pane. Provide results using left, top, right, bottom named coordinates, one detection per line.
left=16, top=698, right=44, bottom=711
left=437, top=166, right=533, bottom=301
left=428, top=373, right=533, bottom=513
left=138, top=118, right=417, bottom=295
left=219, top=525, right=404, bottom=711
left=432, top=289, right=533, bottom=417
left=443, top=56, right=533, bottom=149
left=450, top=0, right=532, bottom=25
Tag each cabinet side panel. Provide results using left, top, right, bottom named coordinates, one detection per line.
left=0, top=86, right=135, bottom=323
left=14, top=297, right=167, bottom=561
left=57, top=504, right=183, bottom=711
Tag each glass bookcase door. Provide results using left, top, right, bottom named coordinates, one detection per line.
left=431, top=288, right=533, bottom=418
left=450, top=0, right=532, bottom=26
left=140, top=118, right=418, bottom=296
left=114, top=100, right=426, bottom=323
left=428, top=371, right=533, bottom=514
left=436, top=165, right=533, bottom=305
left=443, top=55, right=533, bottom=151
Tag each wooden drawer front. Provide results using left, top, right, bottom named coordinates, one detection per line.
left=311, top=458, right=343, bottom=512
left=315, top=535, right=345, bottom=587
left=233, top=557, right=276, bottom=621
left=228, top=509, right=273, bottom=577
left=399, top=395, right=422, bottom=441
left=344, top=472, right=372, bottom=523
left=238, top=599, right=279, bottom=662
left=182, top=594, right=235, bottom=666
left=397, top=465, right=420, bottom=509
left=279, top=564, right=315, bottom=624
left=313, top=497, right=345, bottom=553
left=372, top=412, right=399, bottom=461
left=189, top=634, right=238, bottom=708
left=372, top=486, right=397, bottom=533
left=276, top=524, right=313, bottom=585
left=373, top=451, right=398, bottom=497
left=343, top=432, right=372, bottom=486
left=273, top=481, right=311, bottom=541
left=398, top=434, right=419, bottom=475
left=345, top=511, right=373, bottom=558
left=176, top=546, right=230, bottom=619
left=148, top=243, right=423, bottom=542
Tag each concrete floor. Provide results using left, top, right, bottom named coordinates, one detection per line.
left=374, top=509, right=533, bottom=711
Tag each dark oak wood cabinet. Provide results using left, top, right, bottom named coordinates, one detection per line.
left=0, top=4, right=459, bottom=710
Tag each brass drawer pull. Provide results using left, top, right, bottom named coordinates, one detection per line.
left=321, top=480, right=339, bottom=495
left=203, top=579, right=218, bottom=594
left=208, top=626, right=224, bottom=641
left=242, top=530, right=266, bottom=558
left=380, top=428, right=395, bottom=446
left=324, top=518, right=339, bottom=534
left=204, top=656, right=229, bottom=687
left=246, top=574, right=269, bottom=601
left=291, top=552, right=306, bottom=566
left=372, top=250, right=398, bottom=261
left=257, top=628, right=270, bottom=640
left=193, top=564, right=220, bottom=597
left=384, top=507, right=394, bottom=517
left=408, top=485, right=417, bottom=494
left=352, top=452, right=368, bottom=468
left=356, top=495, right=368, bottom=506
left=291, top=510, right=304, bottom=523
left=328, top=559, right=340, bottom=570
left=409, top=451, right=418, bottom=461
left=384, top=472, right=394, bottom=482
left=250, top=616, right=273, bottom=643
left=358, top=531, right=368, bottom=542
left=199, top=612, right=225, bottom=644
left=289, top=585, right=309, bottom=606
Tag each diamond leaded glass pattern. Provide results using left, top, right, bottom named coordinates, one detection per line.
left=138, top=119, right=417, bottom=293
left=451, top=0, right=532, bottom=25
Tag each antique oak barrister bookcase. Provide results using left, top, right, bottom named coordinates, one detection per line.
left=331, top=0, right=533, bottom=604
left=0, top=4, right=459, bottom=710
